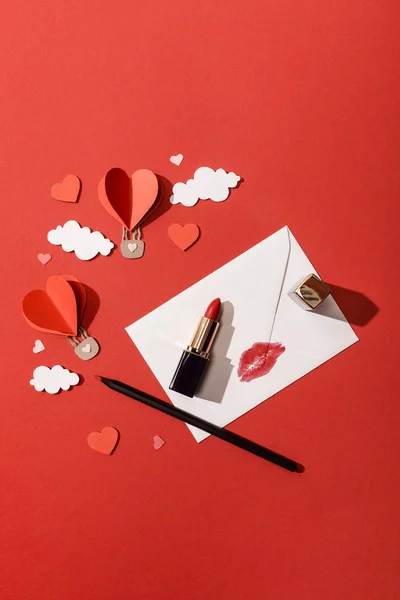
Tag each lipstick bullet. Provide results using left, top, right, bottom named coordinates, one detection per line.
left=169, top=298, right=221, bottom=398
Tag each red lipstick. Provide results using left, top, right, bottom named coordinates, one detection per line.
left=204, top=298, right=221, bottom=321
left=169, top=298, right=221, bottom=398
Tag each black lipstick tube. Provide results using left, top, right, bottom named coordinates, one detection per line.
left=169, top=314, right=220, bottom=398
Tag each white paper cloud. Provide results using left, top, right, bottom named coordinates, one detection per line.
left=30, top=365, right=79, bottom=395
left=47, top=220, right=114, bottom=260
left=170, top=167, right=241, bottom=207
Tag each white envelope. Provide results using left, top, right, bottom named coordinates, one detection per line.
left=126, top=226, right=358, bottom=442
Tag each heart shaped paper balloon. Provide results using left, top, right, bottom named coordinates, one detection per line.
left=98, top=168, right=159, bottom=232
left=62, top=275, right=86, bottom=324
left=22, top=275, right=79, bottom=336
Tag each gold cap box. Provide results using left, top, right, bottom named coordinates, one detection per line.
left=288, top=273, right=331, bottom=310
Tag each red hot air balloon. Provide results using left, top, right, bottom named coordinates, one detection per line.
left=98, top=168, right=159, bottom=259
left=22, top=275, right=99, bottom=360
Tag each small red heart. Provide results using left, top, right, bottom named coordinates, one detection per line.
left=168, top=223, right=200, bottom=251
left=51, top=174, right=81, bottom=203
left=87, top=427, right=119, bottom=455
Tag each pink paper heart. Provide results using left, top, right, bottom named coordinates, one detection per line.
left=153, top=435, right=165, bottom=450
left=37, top=253, right=52, bottom=265
left=127, top=242, right=138, bottom=253
left=170, top=154, right=183, bottom=166
left=81, top=343, right=91, bottom=353
left=32, top=339, right=45, bottom=354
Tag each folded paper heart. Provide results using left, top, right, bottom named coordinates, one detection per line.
left=23, top=275, right=80, bottom=336
left=168, top=223, right=200, bottom=251
left=98, top=168, right=159, bottom=232
left=170, top=154, right=183, bottom=166
left=87, top=427, right=119, bottom=455
left=23, top=275, right=99, bottom=360
left=63, top=275, right=86, bottom=319
left=51, top=174, right=81, bottom=203
left=37, top=253, right=52, bottom=265
left=32, top=339, right=45, bottom=354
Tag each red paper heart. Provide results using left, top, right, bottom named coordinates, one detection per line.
left=51, top=174, right=81, bottom=203
left=22, top=275, right=79, bottom=336
left=62, top=275, right=86, bottom=324
left=87, top=427, right=119, bottom=455
left=98, top=168, right=159, bottom=231
left=168, top=223, right=200, bottom=251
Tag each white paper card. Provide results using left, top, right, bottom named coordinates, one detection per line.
left=126, top=226, right=358, bottom=442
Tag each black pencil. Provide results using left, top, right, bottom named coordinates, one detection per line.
left=96, top=375, right=302, bottom=473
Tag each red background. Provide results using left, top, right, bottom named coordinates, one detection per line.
left=1, top=2, right=399, bottom=599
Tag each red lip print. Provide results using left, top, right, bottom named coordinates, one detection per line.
left=238, top=342, right=285, bottom=382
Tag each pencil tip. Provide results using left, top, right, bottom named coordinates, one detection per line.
left=94, top=375, right=102, bottom=381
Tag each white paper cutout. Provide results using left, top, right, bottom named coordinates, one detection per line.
left=170, top=167, right=241, bottom=207
left=47, top=220, right=114, bottom=261
left=30, top=365, right=79, bottom=394
left=32, top=339, right=45, bottom=354
left=170, top=154, right=184, bottom=166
